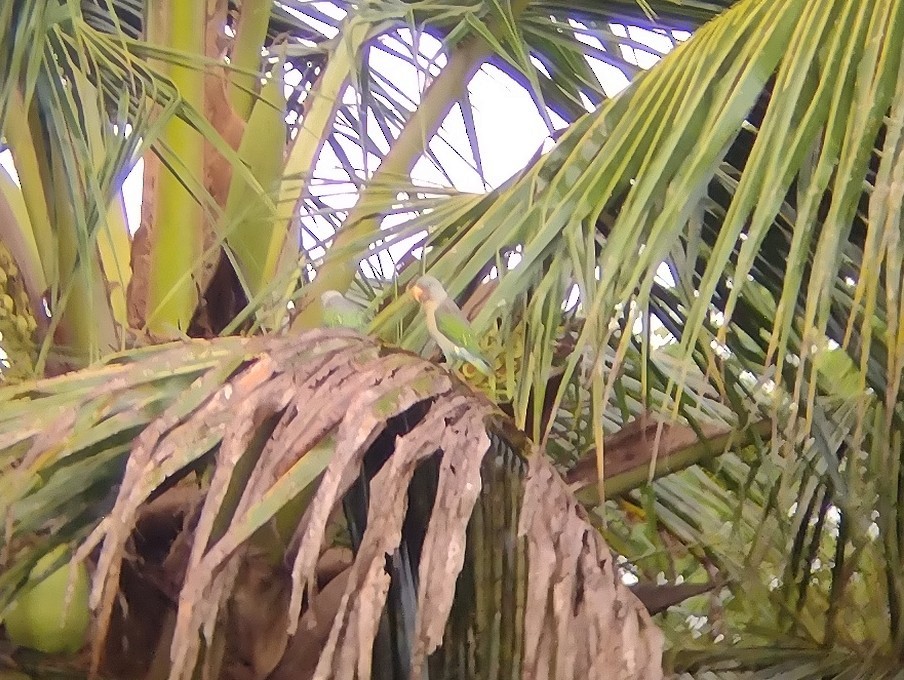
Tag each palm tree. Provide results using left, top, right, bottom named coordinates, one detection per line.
left=1, top=0, right=902, bottom=678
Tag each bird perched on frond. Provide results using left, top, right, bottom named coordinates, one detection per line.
left=409, top=275, right=492, bottom=375
left=321, top=290, right=366, bottom=330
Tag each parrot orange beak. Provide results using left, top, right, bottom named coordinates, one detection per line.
left=410, top=284, right=424, bottom=303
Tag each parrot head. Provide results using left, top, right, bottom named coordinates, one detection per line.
left=410, top=275, right=446, bottom=305
left=320, top=289, right=367, bottom=330
left=321, top=290, right=344, bottom=306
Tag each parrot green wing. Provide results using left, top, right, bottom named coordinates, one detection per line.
left=434, top=302, right=478, bottom=349
left=322, top=307, right=345, bottom=328
left=322, top=298, right=366, bottom=330
left=434, top=301, right=491, bottom=373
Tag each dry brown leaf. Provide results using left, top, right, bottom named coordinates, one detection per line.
left=285, top=359, right=454, bottom=633
left=520, top=453, right=664, bottom=679
left=409, top=403, right=491, bottom=675
left=222, top=549, right=292, bottom=680
left=58, top=332, right=666, bottom=680
left=270, top=568, right=352, bottom=680
left=311, top=396, right=483, bottom=680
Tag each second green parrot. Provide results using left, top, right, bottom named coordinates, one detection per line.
left=321, top=290, right=366, bottom=330
left=409, top=275, right=492, bottom=375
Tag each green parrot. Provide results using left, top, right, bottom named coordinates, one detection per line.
left=321, top=290, right=366, bottom=330
left=409, top=275, right=492, bottom=375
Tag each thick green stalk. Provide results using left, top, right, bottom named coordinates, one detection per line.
left=571, top=419, right=774, bottom=504
left=228, top=0, right=272, bottom=120
left=221, top=63, right=287, bottom=295
left=97, top=194, right=132, bottom=334
left=291, top=0, right=531, bottom=330
left=5, top=91, right=117, bottom=367
left=54, top=71, right=130, bottom=359
left=71, top=68, right=133, bottom=337
left=50, top=151, right=119, bottom=362
left=5, top=81, right=126, bottom=366
left=144, top=0, right=206, bottom=333
left=5, top=88, right=56, bottom=288
left=260, top=15, right=376, bottom=328
left=0, top=163, right=46, bottom=320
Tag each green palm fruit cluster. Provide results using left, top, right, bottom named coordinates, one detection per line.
left=460, top=323, right=525, bottom=398
left=0, top=240, right=38, bottom=383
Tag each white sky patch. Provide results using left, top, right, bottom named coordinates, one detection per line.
left=564, top=283, right=580, bottom=311
left=122, top=158, right=144, bottom=234
left=374, top=210, right=429, bottom=267
left=529, top=55, right=551, bottom=78
left=569, top=20, right=632, bottom=97
left=620, top=570, right=639, bottom=586
left=0, top=16, right=681, bottom=302
left=578, top=91, right=596, bottom=113
left=461, top=63, right=556, bottom=186
left=412, top=103, right=487, bottom=194
left=655, top=261, right=675, bottom=287
left=283, top=1, right=343, bottom=39
left=590, top=61, right=631, bottom=99
left=315, top=1, right=347, bottom=21
left=652, top=327, right=676, bottom=347
left=0, top=151, right=20, bottom=185
left=610, top=24, right=674, bottom=70
left=710, top=338, right=731, bottom=359
left=373, top=30, right=447, bottom=97
left=630, top=26, right=678, bottom=57
left=285, top=64, right=305, bottom=89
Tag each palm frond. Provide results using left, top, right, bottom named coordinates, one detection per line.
left=1, top=332, right=663, bottom=679
left=332, top=0, right=904, bottom=673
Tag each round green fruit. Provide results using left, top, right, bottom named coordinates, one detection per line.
left=3, top=547, right=90, bottom=654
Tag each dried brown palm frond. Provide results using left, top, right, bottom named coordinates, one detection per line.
left=1, top=330, right=662, bottom=680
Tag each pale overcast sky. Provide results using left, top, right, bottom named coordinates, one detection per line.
left=0, top=17, right=683, bottom=368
